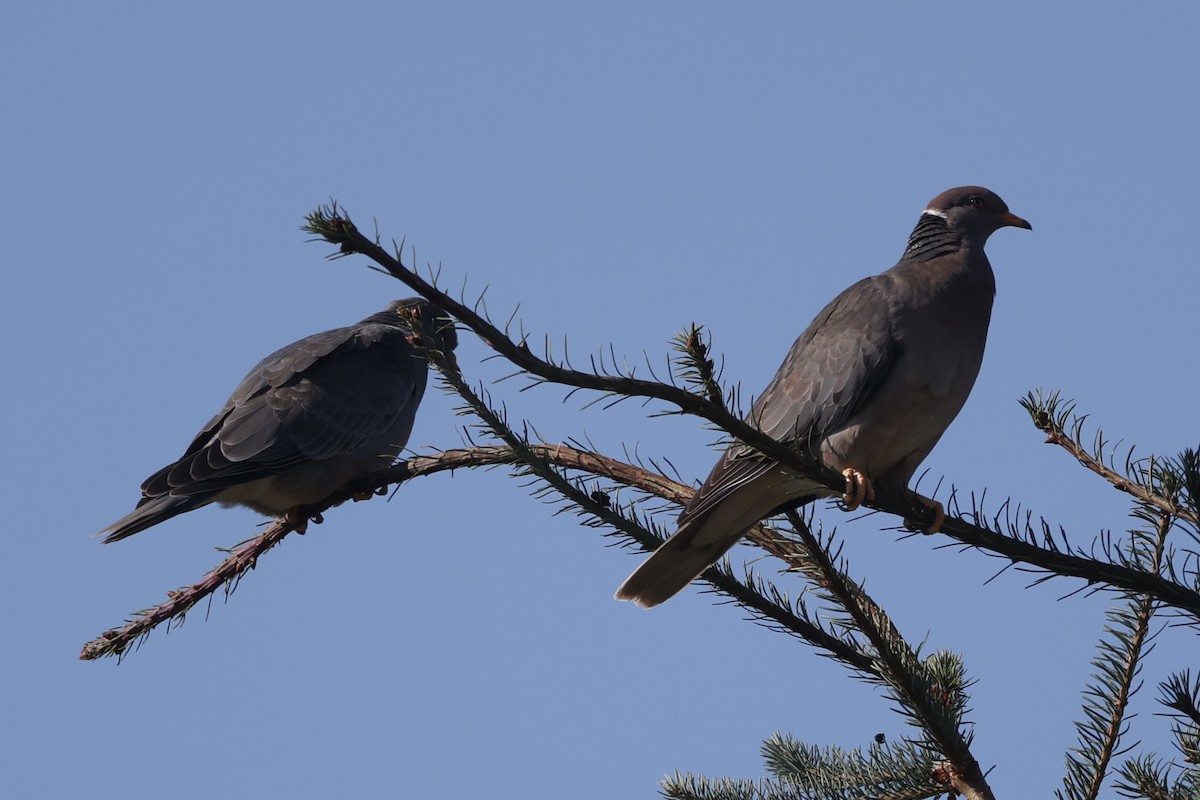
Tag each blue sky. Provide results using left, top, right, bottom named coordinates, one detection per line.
left=3, top=3, right=1197, bottom=798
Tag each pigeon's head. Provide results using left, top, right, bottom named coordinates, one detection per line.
left=388, top=297, right=459, bottom=364
left=923, top=186, right=1031, bottom=242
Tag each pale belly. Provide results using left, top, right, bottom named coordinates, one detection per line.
left=819, top=341, right=981, bottom=484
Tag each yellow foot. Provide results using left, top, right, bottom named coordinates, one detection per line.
left=841, top=468, right=876, bottom=511
left=904, top=494, right=945, bottom=533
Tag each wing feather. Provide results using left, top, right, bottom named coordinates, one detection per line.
left=141, top=322, right=424, bottom=499
left=679, top=275, right=900, bottom=527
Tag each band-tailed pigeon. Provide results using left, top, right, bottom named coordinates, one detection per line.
left=98, top=298, right=457, bottom=542
left=616, top=186, right=1030, bottom=608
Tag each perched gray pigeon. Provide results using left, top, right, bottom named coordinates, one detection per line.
left=98, top=298, right=457, bottom=542
left=616, top=186, right=1030, bottom=607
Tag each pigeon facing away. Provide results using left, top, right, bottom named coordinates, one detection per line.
left=99, top=298, right=457, bottom=542
left=616, top=186, right=1031, bottom=608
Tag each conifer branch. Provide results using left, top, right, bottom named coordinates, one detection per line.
left=1022, top=391, right=1200, bottom=529
left=80, top=441, right=683, bottom=660
left=1114, top=754, right=1199, bottom=800
left=81, top=438, right=870, bottom=666
left=304, top=205, right=1200, bottom=620
left=1114, top=673, right=1200, bottom=799
left=660, top=510, right=991, bottom=799
left=1158, top=671, right=1200, bottom=769
left=672, top=324, right=730, bottom=413
left=664, top=736, right=946, bottom=800
left=421, top=338, right=881, bottom=672
left=80, top=448, right=501, bottom=661
left=783, top=512, right=993, bottom=800
left=1058, top=511, right=1171, bottom=800
left=82, top=205, right=1200, bottom=800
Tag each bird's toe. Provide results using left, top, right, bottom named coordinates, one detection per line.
left=903, top=493, right=944, bottom=533
left=841, top=468, right=875, bottom=511
left=282, top=507, right=323, bottom=532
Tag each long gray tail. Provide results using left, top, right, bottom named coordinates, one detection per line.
left=615, top=481, right=823, bottom=608
left=613, top=515, right=746, bottom=608
left=98, top=493, right=214, bottom=543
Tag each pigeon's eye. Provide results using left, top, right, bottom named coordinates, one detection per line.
left=968, top=196, right=985, bottom=210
